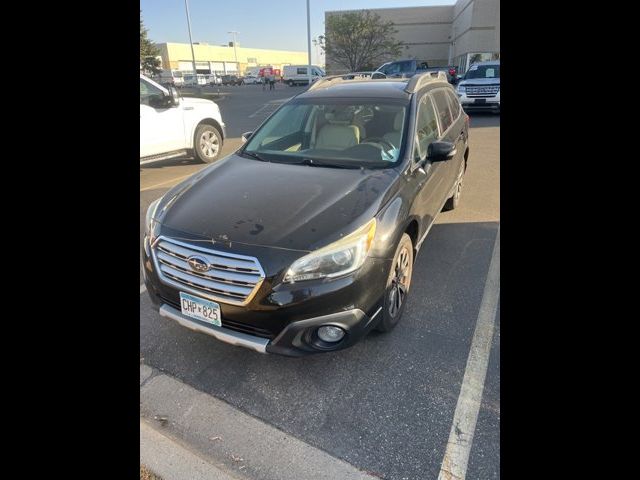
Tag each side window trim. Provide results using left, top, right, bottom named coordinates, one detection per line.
left=412, top=92, right=441, bottom=164
left=425, top=94, right=444, bottom=140
left=445, top=89, right=461, bottom=122
left=432, top=88, right=457, bottom=137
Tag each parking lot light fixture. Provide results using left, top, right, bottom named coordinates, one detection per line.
left=307, top=0, right=312, bottom=86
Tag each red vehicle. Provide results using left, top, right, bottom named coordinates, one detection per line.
left=259, top=67, right=281, bottom=80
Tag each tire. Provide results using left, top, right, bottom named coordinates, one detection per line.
left=193, top=124, right=222, bottom=164
left=375, top=233, right=414, bottom=333
left=443, top=159, right=466, bottom=211
left=288, top=80, right=294, bottom=86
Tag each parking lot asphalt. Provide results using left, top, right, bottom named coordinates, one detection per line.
left=140, top=85, right=500, bottom=479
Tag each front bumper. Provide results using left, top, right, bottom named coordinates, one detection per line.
left=142, top=233, right=389, bottom=356
left=156, top=303, right=380, bottom=357
left=458, top=91, right=500, bottom=111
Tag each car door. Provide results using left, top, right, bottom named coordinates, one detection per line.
left=431, top=88, right=464, bottom=195
left=408, top=92, right=450, bottom=233
left=140, top=77, right=186, bottom=157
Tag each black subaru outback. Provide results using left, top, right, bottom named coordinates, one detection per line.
left=142, top=71, right=470, bottom=356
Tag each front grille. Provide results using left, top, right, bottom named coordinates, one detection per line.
left=465, top=84, right=499, bottom=97
left=153, top=236, right=265, bottom=306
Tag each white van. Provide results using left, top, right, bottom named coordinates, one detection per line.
left=282, top=65, right=326, bottom=86
left=154, top=69, right=184, bottom=87
left=183, top=73, right=208, bottom=86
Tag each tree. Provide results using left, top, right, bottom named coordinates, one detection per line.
left=140, top=10, right=162, bottom=76
left=321, top=10, right=405, bottom=73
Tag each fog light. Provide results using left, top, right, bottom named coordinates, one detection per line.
left=317, top=326, right=345, bottom=343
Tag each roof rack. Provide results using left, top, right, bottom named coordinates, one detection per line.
left=307, top=74, right=359, bottom=91
left=404, top=71, right=448, bottom=94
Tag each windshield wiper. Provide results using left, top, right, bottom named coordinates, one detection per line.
left=295, top=157, right=361, bottom=169
left=241, top=150, right=269, bottom=162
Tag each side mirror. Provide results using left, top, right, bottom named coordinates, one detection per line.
left=168, top=85, right=180, bottom=106
left=241, top=131, right=253, bottom=143
left=371, top=72, right=387, bottom=79
left=427, top=141, right=457, bottom=161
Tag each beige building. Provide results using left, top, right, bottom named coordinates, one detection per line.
left=157, top=42, right=309, bottom=76
left=325, top=0, right=499, bottom=74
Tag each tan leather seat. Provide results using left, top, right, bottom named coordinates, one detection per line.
left=315, top=113, right=360, bottom=150
left=383, top=112, right=404, bottom=148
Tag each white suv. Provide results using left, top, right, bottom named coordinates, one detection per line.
left=456, top=61, right=500, bottom=113
left=140, top=74, right=226, bottom=164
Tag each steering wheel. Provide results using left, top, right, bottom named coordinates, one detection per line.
left=362, top=137, right=396, bottom=151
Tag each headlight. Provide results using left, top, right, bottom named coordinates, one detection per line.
left=457, top=84, right=466, bottom=93
left=284, top=219, right=376, bottom=283
left=145, top=198, right=161, bottom=240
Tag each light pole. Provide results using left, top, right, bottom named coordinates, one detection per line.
left=184, top=0, right=198, bottom=83
left=306, top=0, right=312, bottom=86
left=312, top=38, right=320, bottom=65
left=228, top=31, right=239, bottom=71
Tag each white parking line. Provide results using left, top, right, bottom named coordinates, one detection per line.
left=438, top=226, right=500, bottom=480
left=140, top=284, right=147, bottom=294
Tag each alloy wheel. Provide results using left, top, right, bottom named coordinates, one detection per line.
left=388, top=246, right=412, bottom=318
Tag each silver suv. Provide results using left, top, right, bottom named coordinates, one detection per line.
left=456, top=61, right=500, bottom=113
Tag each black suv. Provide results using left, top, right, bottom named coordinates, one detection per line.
left=221, top=75, right=244, bottom=86
left=142, top=72, right=469, bottom=356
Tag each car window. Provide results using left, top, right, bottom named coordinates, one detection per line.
left=432, top=90, right=454, bottom=133
left=465, top=64, right=500, bottom=79
left=243, top=99, right=408, bottom=167
left=445, top=89, right=461, bottom=120
left=414, top=95, right=439, bottom=159
left=140, top=78, right=164, bottom=106
left=297, top=67, right=307, bottom=75
left=399, top=61, right=414, bottom=73
left=381, top=62, right=401, bottom=75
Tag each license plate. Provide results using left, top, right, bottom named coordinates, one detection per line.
left=474, top=98, right=487, bottom=104
left=179, top=292, right=221, bottom=327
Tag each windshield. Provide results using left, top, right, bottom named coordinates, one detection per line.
left=465, top=64, right=500, bottom=80
left=242, top=98, right=409, bottom=168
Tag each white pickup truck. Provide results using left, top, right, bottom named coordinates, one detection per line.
left=140, top=74, right=226, bottom=164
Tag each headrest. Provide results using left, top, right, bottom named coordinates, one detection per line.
left=325, top=111, right=352, bottom=125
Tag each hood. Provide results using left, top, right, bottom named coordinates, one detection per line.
left=156, top=154, right=400, bottom=252
left=180, top=96, right=218, bottom=108
left=459, top=77, right=500, bottom=86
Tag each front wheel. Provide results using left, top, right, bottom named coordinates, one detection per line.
left=375, top=233, right=414, bottom=333
left=287, top=80, right=294, bottom=86
left=193, top=124, right=222, bottom=164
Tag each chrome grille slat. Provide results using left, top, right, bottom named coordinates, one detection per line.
left=160, top=264, right=254, bottom=296
left=156, top=251, right=260, bottom=286
left=465, top=85, right=499, bottom=97
left=152, top=236, right=266, bottom=306
left=162, top=271, right=246, bottom=300
left=157, top=240, right=260, bottom=273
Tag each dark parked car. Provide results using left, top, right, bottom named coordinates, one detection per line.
left=372, top=59, right=430, bottom=79
left=221, top=75, right=244, bottom=86
left=143, top=71, right=469, bottom=356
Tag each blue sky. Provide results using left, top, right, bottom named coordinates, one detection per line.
left=140, top=0, right=456, bottom=64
